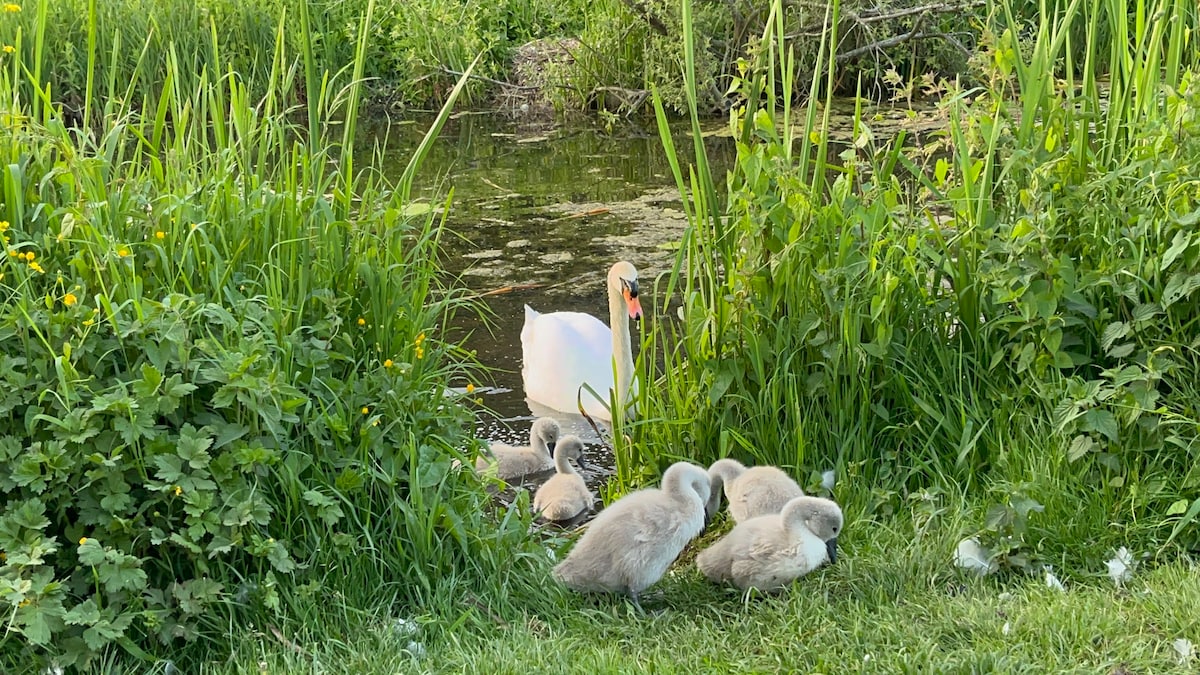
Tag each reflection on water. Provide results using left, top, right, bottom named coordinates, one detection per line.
left=366, top=114, right=735, bottom=452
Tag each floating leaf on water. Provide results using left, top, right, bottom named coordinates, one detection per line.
left=402, top=202, right=433, bottom=218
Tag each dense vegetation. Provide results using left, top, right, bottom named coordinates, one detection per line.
left=2, top=0, right=1199, bottom=671
left=0, top=0, right=1117, bottom=115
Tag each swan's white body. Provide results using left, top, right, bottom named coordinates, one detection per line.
left=696, top=496, right=843, bottom=591
left=552, top=461, right=710, bottom=610
left=521, top=262, right=642, bottom=420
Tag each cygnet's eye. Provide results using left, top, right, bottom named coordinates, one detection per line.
left=832, top=525, right=840, bottom=533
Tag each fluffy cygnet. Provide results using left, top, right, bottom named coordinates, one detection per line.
left=696, top=495, right=842, bottom=592
left=706, top=458, right=804, bottom=523
left=552, top=461, right=711, bottom=610
left=475, top=417, right=560, bottom=480
left=533, top=435, right=594, bottom=522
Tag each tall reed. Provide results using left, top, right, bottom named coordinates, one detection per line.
left=630, top=0, right=1200, bottom=568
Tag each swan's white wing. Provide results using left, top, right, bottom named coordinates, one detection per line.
left=521, top=309, right=616, bottom=416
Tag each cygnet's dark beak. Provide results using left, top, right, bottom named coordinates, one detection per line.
left=546, top=441, right=556, bottom=455
left=826, top=537, right=839, bottom=565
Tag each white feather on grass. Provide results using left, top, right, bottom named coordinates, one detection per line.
left=1043, top=565, right=1066, bottom=592
left=1105, top=546, right=1134, bottom=587
left=953, top=537, right=997, bottom=576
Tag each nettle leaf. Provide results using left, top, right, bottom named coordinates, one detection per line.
left=1100, top=321, right=1130, bottom=352
left=1082, top=408, right=1120, bottom=442
left=1067, top=434, right=1096, bottom=462
left=1163, top=272, right=1200, bottom=308
left=1161, top=229, right=1191, bottom=272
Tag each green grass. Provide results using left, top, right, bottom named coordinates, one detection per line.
left=209, top=503, right=1200, bottom=673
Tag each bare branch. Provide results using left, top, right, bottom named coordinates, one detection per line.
left=617, top=0, right=670, bottom=36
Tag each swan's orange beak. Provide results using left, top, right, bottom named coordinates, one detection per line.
left=622, top=283, right=643, bottom=321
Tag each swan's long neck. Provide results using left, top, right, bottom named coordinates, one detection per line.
left=607, top=281, right=635, bottom=409
left=554, top=450, right=578, bottom=475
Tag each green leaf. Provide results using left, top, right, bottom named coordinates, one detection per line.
left=1161, top=230, right=1190, bottom=271
left=133, top=364, right=164, bottom=398
left=1081, top=409, right=1119, bottom=442
left=1166, top=499, right=1190, bottom=516
left=1067, top=434, right=1095, bottom=461
left=8, top=498, right=50, bottom=531
left=64, top=598, right=101, bottom=626
left=1100, top=322, right=1130, bottom=352
left=22, top=610, right=52, bottom=645
left=78, top=538, right=106, bottom=566
left=177, top=424, right=214, bottom=469
left=155, top=454, right=186, bottom=483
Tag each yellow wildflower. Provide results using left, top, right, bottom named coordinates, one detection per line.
left=415, top=347, right=425, bottom=360
left=1, top=46, right=12, bottom=54
left=466, top=383, right=476, bottom=394
left=383, top=359, right=393, bottom=368
left=6, top=249, right=15, bottom=257
left=18, top=599, right=30, bottom=607
left=28, top=261, right=44, bottom=273
left=357, top=317, right=366, bottom=327
left=78, top=537, right=88, bottom=546
left=24, top=251, right=33, bottom=261
left=372, top=419, right=380, bottom=427
left=82, top=319, right=94, bottom=327
left=63, top=293, right=78, bottom=307
left=155, top=231, right=165, bottom=240
left=415, top=332, right=426, bottom=344
left=117, top=247, right=130, bottom=257
left=1, top=4, right=19, bottom=13
left=0, top=220, right=8, bottom=230
left=174, top=485, right=182, bottom=496
left=474, top=398, right=483, bottom=405
left=361, top=406, right=369, bottom=415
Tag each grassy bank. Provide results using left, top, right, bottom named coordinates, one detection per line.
left=227, top=506, right=1200, bottom=673
left=3, top=0, right=1200, bottom=670
left=0, top=4, right=547, bottom=671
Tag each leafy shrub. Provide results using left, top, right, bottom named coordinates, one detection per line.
left=0, top=17, right=517, bottom=671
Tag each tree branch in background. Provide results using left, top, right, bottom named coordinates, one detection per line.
left=618, top=0, right=670, bottom=36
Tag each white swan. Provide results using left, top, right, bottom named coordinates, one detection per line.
left=521, top=261, right=643, bottom=420
left=696, top=496, right=842, bottom=592
left=533, top=435, right=594, bottom=522
left=552, top=461, right=710, bottom=611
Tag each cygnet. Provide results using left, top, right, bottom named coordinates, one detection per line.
left=552, top=461, right=710, bottom=610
